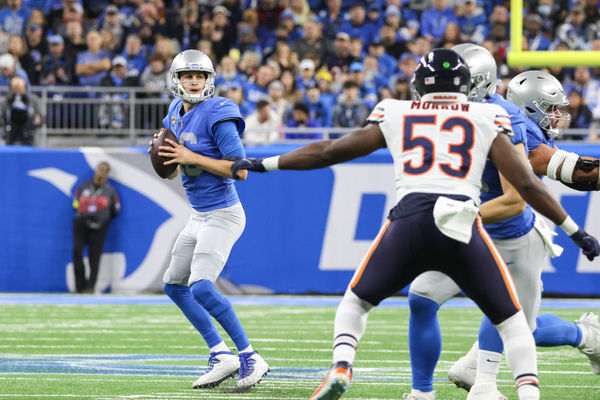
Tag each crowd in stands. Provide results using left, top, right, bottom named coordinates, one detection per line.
left=1, top=0, right=600, bottom=142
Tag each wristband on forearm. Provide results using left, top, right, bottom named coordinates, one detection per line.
left=262, top=156, right=280, bottom=171
left=559, top=216, right=579, bottom=236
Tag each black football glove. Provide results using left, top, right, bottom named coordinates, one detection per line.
left=570, top=227, right=600, bottom=261
left=230, top=157, right=267, bottom=180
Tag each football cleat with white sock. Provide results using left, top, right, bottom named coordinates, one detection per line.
left=576, top=312, right=600, bottom=374
left=192, top=351, right=239, bottom=388
left=402, top=389, right=437, bottom=399
left=448, top=349, right=477, bottom=391
left=236, top=351, right=270, bottom=391
left=310, top=361, right=352, bottom=400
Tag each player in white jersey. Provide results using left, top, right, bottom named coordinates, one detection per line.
left=407, top=45, right=600, bottom=400
left=230, top=49, right=600, bottom=400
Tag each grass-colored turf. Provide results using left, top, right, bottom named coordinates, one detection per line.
left=0, top=298, right=599, bottom=399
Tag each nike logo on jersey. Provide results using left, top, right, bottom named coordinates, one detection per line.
left=220, top=101, right=227, bottom=106
left=486, top=359, right=500, bottom=363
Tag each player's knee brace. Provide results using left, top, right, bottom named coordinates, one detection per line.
left=408, top=292, right=441, bottom=316
left=190, top=280, right=231, bottom=316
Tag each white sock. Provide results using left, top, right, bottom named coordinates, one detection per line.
left=475, top=349, right=502, bottom=385
left=239, top=345, right=254, bottom=354
left=332, top=289, right=373, bottom=364
left=463, top=341, right=479, bottom=368
left=496, top=311, right=539, bottom=400
left=209, top=341, right=229, bottom=354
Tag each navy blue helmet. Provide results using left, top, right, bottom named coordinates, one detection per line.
left=410, top=48, right=471, bottom=100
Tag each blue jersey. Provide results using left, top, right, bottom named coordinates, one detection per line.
left=524, top=117, right=554, bottom=161
left=162, top=96, right=246, bottom=212
left=480, top=93, right=535, bottom=239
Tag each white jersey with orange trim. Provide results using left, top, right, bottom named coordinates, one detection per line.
left=367, top=94, right=513, bottom=205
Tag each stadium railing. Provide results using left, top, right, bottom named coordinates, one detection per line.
left=0, top=86, right=597, bottom=147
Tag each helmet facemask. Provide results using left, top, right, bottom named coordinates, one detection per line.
left=535, top=99, right=571, bottom=138
left=468, top=72, right=497, bottom=102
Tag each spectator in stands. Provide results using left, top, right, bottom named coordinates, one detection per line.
left=27, top=8, right=47, bottom=33
left=482, top=4, right=510, bottom=44
left=72, top=161, right=120, bottom=294
left=41, top=34, right=72, bottom=86
left=244, top=63, right=273, bottom=110
left=339, top=2, right=377, bottom=47
left=268, top=79, right=289, bottom=122
left=235, top=23, right=262, bottom=57
left=7, top=34, right=28, bottom=72
left=323, top=31, right=354, bottom=71
left=347, top=61, right=377, bottom=109
left=365, top=4, right=382, bottom=32
left=567, top=89, right=594, bottom=133
left=303, top=81, right=332, bottom=127
left=139, top=52, right=168, bottom=128
left=457, top=0, right=487, bottom=43
left=393, top=76, right=411, bottom=100
left=174, top=6, right=200, bottom=52
left=154, top=36, right=176, bottom=67
left=553, top=5, right=589, bottom=51
left=214, top=54, right=245, bottom=92
left=285, top=101, right=321, bottom=139
left=363, top=55, right=386, bottom=92
left=211, top=5, right=236, bottom=61
left=268, top=40, right=296, bottom=70
left=120, top=34, right=147, bottom=79
left=348, top=36, right=364, bottom=62
left=244, top=99, right=281, bottom=145
left=420, top=0, right=458, bottom=43
left=383, top=5, right=402, bottom=31
left=437, top=21, right=461, bottom=48
left=100, top=28, right=119, bottom=54
left=0, top=53, right=30, bottom=87
left=0, top=0, right=32, bottom=36
left=379, top=23, right=408, bottom=59
left=319, top=0, right=344, bottom=40
left=378, top=86, right=394, bottom=102
left=48, top=0, right=84, bottom=38
left=256, top=0, right=283, bottom=32
left=224, top=81, right=252, bottom=118
left=296, top=58, right=317, bottom=93
left=99, top=55, right=139, bottom=129
left=564, top=66, right=600, bottom=117
left=197, top=38, right=215, bottom=64
left=291, top=15, right=331, bottom=61
left=76, top=29, right=111, bottom=87
left=366, top=38, right=396, bottom=78
left=1, top=75, right=42, bottom=145
left=288, top=0, right=311, bottom=26
left=278, top=9, right=302, bottom=44
left=100, top=4, right=125, bottom=50
left=237, top=49, right=260, bottom=79
left=524, top=13, right=552, bottom=51
left=280, top=67, right=301, bottom=104
left=332, top=80, right=369, bottom=131
left=315, top=69, right=336, bottom=108
left=23, top=23, right=46, bottom=85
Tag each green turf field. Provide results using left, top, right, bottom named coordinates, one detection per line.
left=0, top=296, right=599, bottom=400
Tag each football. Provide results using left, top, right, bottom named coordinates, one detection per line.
left=150, top=129, right=179, bottom=179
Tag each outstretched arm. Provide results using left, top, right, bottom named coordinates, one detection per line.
left=528, top=143, right=600, bottom=190
left=491, top=133, right=600, bottom=260
left=231, top=123, right=386, bottom=177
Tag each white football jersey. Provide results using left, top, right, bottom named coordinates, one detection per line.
left=367, top=97, right=513, bottom=204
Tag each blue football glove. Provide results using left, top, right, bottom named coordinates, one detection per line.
left=230, top=157, right=266, bottom=180
left=570, top=227, right=600, bottom=261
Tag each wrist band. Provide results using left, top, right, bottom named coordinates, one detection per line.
left=559, top=216, right=579, bottom=236
left=263, top=156, right=280, bottom=171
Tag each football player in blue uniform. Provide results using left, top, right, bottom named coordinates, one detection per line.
left=150, top=49, right=269, bottom=391
left=406, top=45, right=600, bottom=400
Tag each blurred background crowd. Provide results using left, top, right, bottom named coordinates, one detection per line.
left=1, top=0, right=600, bottom=144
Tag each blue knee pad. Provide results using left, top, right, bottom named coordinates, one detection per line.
left=163, top=283, right=223, bottom=348
left=408, top=292, right=442, bottom=392
left=190, top=280, right=250, bottom=351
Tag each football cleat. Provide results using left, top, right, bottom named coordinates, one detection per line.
left=466, top=383, right=508, bottom=400
left=310, top=361, right=352, bottom=400
left=402, top=389, right=438, bottom=399
left=192, top=351, right=239, bottom=389
left=448, top=346, right=478, bottom=391
left=235, top=351, right=270, bottom=391
left=576, top=312, right=600, bottom=374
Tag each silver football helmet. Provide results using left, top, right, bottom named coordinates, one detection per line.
left=452, top=43, right=497, bottom=102
left=506, top=70, right=571, bottom=138
left=169, top=50, right=215, bottom=103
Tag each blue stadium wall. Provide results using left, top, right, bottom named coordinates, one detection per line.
left=1, top=144, right=600, bottom=296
